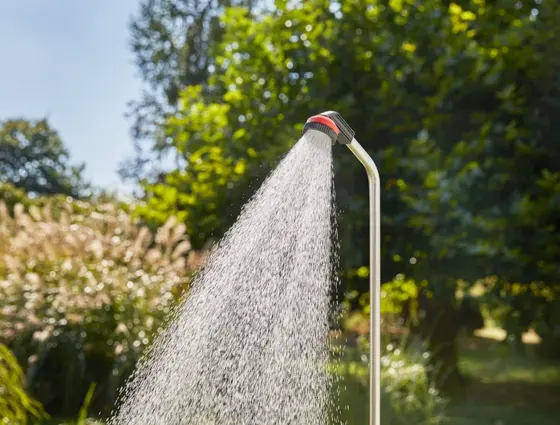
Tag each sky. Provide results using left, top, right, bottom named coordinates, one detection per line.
left=0, top=0, right=142, bottom=194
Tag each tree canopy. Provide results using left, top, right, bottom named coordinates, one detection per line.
left=0, top=118, right=88, bottom=197
left=129, top=0, right=560, bottom=388
left=121, top=0, right=266, bottom=183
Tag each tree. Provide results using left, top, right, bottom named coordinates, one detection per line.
left=0, top=119, right=88, bottom=197
left=132, top=0, right=560, bottom=390
left=121, top=0, right=266, bottom=183
left=399, top=0, right=560, bottom=362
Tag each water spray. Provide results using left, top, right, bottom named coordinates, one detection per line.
left=303, top=112, right=381, bottom=425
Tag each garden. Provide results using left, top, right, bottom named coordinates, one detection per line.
left=2, top=0, right=560, bottom=424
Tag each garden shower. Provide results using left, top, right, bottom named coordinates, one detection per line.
left=303, top=111, right=381, bottom=425
left=108, top=110, right=380, bottom=425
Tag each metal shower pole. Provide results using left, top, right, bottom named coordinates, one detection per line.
left=347, top=139, right=380, bottom=425
left=303, top=112, right=381, bottom=425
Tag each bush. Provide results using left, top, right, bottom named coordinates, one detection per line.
left=0, top=200, right=202, bottom=417
left=0, top=343, right=48, bottom=424
left=0, top=182, right=32, bottom=211
left=341, top=274, right=421, bottom=348
left=331, top=341, right=447, bottom=425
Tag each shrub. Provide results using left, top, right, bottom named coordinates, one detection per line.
left=0, top=200, right=202, bottom=417
left=331, top=340, right=447, bottom=425
left=340, top=275, right=425, bottom=359
left=0, top=182, right=32, bottom=211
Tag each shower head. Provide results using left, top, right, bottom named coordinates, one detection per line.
left=302, top=115, right=339, bottom=143
left=302, top=111, right=355, bottom=145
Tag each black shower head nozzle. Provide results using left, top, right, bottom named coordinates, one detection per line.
left=319, top=111, right=355, bottom=145
left=302, top=115, right=339, bottom=144
left=302, top=111, right=355, bottom=145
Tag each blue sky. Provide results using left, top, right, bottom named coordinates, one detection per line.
left=0, top=0, right=142, bottom=193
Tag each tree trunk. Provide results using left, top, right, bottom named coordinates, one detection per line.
left=420, top=295, right=467, bottom=396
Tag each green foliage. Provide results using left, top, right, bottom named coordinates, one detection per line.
left=130, top=0, right=560, bottom=388
left=381, top=274, right=420, bottom=316
left=342, top=274, right=420, bottom=342
left=135, top=0, right=559, bottom=283
left=0, top=119, right=88, bottom=197
left=0, top=199, right=201, bottom=417
left=0, top=343, right=48, bottom=424
left=133, top=0, right=342, bottom=248
left=0, top=182, right=132, bottom=221
left=77, top=383, right=97, bottom=425
left=122, top=0, right=265, bottom=182
left=396, top=0, right=560, bottom=343
left=333, top=345, right=447, bottom=425
left=0, top=182, right=32, bottom=211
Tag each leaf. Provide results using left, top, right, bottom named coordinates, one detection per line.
left=77, top=382, right=96, bottom=425
left=357, top=266, right=370, bottom=278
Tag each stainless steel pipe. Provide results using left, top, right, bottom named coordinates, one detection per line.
left=347, top=139, right=381, bottom=425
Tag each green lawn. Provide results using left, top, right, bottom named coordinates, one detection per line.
left=447, top=333, right=560, bottom=425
